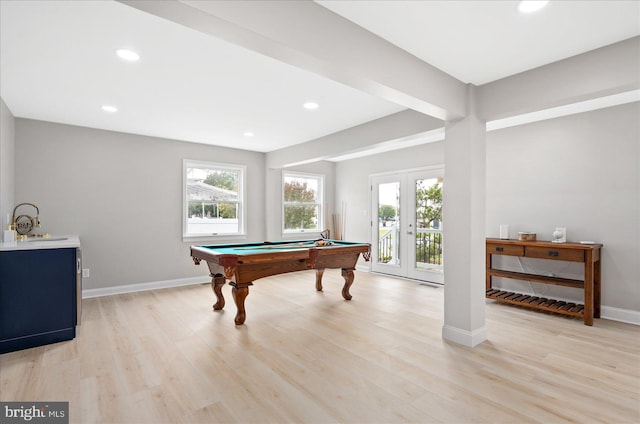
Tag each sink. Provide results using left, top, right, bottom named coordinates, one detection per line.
left=26, top=237, right=68, bottom=242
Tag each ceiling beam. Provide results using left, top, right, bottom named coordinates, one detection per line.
left=478, top=37, right=640, bottom=121
left=119, top=0, right=466, bottom=121
left=266, top=109, right=443, bottom=169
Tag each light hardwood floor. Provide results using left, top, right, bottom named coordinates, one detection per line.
left=1, top=270, right=638, bottom=424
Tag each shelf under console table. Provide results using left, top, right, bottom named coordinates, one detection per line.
left=486, top=238, right=602, bottom=326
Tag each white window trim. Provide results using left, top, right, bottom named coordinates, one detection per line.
left=183, top=159, right=247, bottom=242
left=282, top=171, right=325, bottom=236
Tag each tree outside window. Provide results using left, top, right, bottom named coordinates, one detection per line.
left=415, top=178, right=443, bottom=266
left=415, top=179, right=443, bottom=229
left=283, top=173, right=323, bottom=233
left=378, top=204, right=397, bottom=227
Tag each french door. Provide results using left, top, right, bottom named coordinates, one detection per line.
left=370, top=167, right=444, bottom=284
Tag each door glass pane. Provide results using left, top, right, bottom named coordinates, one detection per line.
left=415, top=177, right=443, bottom=271
left=377, top=182, right=400, bottom=265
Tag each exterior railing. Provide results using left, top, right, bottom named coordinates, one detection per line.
left=377, top=226, right=442, bottom=267
left=416, top=228, right=443, bottom=266
left=378, top=225, right=398, bottom=264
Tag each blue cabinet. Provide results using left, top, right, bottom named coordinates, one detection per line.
left=0, top=247, right=78, bottom=353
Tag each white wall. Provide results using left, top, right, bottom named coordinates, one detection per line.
left=486, top=102, right=639, bottom=313
left=14, top=119, right=266, bottom=290
left=0, top=97, right=15, bottom=233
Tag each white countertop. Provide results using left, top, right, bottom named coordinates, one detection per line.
left=0, top=235, right=81, bottom=251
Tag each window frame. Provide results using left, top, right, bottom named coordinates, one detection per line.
left=183, top=159, right=247, bottom=242
left=282, top=171, right=325, bottom=236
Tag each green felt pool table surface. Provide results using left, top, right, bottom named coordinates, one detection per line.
left=198, top=239, right=367, bottom=255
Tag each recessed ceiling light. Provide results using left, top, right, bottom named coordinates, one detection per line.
left=303, top=102, right=319, bottom=110
left=101, top=105, right=118, bottom=113
left=243, top=132, right=255, bottom=137
left=116, top=48, right=140, bottom=62
left=518, top=1, right=549, bottom=13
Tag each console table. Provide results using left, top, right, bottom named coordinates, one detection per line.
left=486, top=238, right=602, bottom=326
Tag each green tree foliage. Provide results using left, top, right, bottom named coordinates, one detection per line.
left=284, top=181, right=317, bottom=229
left=218, top=203, right=236, bottom=219
left=415, top=180, right=443, bottom=265
left=378, top=204, right=397, bottom=224
left=416, top=181, right=443, bottom=228
left=204, top=171, right=238, bottom=191
left=188, top=201, right=202, bottom=218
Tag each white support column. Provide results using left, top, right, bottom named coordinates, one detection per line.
left=442, top=84, right=487, bottom=347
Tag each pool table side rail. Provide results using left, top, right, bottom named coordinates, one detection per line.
left=191, top=243, right=370, bottom=265
left=190, top=242, right=371, bottom=283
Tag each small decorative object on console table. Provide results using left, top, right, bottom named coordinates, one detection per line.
left=486, top=238, right=602, bottom=326
left=552, top=227, right=566, bottom=243
left=518, top=232, right=536, bottom=241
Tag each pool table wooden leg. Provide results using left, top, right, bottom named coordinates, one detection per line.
left=211, top=273, right=226, bottom=311
left=230, top=282, right=252, bottom=325
left=315, top=268, right=325, bottom=291
left=341, top=268, right=355, bottom=300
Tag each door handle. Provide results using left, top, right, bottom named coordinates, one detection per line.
left=407, top=231, right=413, bottom=235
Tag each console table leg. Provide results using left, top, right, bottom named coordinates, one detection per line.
left=486, top=252, right=492, bottom=292
left=584, top=252, right=595, bottom=326
left=594, top=259, right=601, bottom=319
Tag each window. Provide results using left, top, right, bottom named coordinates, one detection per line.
left=283, top=172, right=324, bottom=234
left=184, top=160, right=246, bottom=238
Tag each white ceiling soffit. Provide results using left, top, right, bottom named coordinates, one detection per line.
left=325, top=127, right=446, bottom=163
left=317, top=0, right=640, bottom=85
left=0, top=0, right=404, bottom=152
left=336, top=88, right=640, bottom=158
left=486, top=89, right=640, bottom=131
left=327, top=88, right=640, bottom=163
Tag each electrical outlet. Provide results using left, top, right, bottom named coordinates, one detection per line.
left=82, top=269, right=90, bottom=278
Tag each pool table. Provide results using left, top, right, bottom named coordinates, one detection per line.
left=191, top=239, right=371, bottom=325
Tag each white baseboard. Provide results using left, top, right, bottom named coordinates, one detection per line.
left=600, top=305, right=640, bottom=325
left=442, top=324, right=488, bottom=348
left=355, top=263, right=370, bottom=272
left=82, top=276, right=207, bottom=299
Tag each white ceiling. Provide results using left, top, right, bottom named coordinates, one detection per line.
left=318, top=0, right=640, bottom=85
left=1, top=1, right=638, bottom=153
